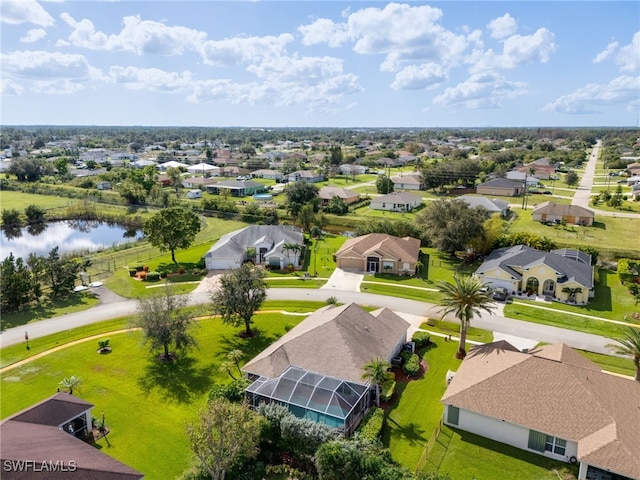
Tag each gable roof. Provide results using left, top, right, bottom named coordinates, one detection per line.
left=391, top=174, right=421, bottom=185
left=1, top=393, right=143, bottom=480
left=242, top=303, right=410, bottom=384
left=318, top=186, right=360, bottom=200
left=442, top=342, right=640, bottom=479
left=475, top=245, right=593, bottom=288
left=458, top=195, right=509, bottom=213
left=335, top=233, right=421, bottom=264
left=477, top=178, right=523, bottom=189
left=372, top=191, right=422, bottom=204
left=532, top=201, right=594, bottom=218
left=204, top=225, right=303, bottom=261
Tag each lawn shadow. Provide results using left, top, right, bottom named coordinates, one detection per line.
left=592, top=221, right=606, bottom=229
left=137, top=355, right=216, bottom=403
left=218, top=328, right=277, bottom=361
left=0, top=293, right=98, bottom=330
left=386, top=416, right=427, bottom=446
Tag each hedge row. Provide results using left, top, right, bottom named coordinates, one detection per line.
left=357, top=407, right=385, bottom=441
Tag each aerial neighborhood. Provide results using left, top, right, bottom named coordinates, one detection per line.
left=1, top=126, right=639, bottom=480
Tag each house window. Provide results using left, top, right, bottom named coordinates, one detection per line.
left=528, top=429, right=546, bottom=452
left=545, top=435, right=566, bottom=455
left=447, top=405, right=459, bottom=425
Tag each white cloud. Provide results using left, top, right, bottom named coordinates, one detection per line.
left=200, top=34, right=294, bottom=67
left=487, top=13, right=517, bottom=40
left=1, top=78, right=24, bottom=95
left=298, top=3, right=468, bottom=73
left=390, top=63, right=447, bottom=90
left=433, top=72, right=526, bottom=109
left=1, top=0, right=54, bottom=27
left=616, top=32, right=640, bottom=72
left=298, top=18, right=349, bottom=47
left=108, top=66, right=192, bottom=92
left=59, top=13, right=207, bottom=56
left=593, top=40, right=618, bottom=63
left=468, top=27, right=555, bottom=73
left=543, top=75, right=640, bottom=114
left=1, top=50, right=102, bottom=94
left=20, top=28, right=47, bottom=43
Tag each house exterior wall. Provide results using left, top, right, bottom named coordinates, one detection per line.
left=370, top=199, right=420, bottom=212
left=205, top=256, right=240, bottom=270
left=475, top=268, right=520, bottom=294
left=392, top=181, right=421, bottom=190
left=476, top=186, right=521, bottom=197
left=532, top=211, right=594, bottom=226
left=444, top=407, right=578, bottom=463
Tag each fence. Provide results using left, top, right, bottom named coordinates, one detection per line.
left=414, top=416, right=443, bottom=475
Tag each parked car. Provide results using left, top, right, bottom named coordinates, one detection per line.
left=492, top=287, right=508, bottom=301
left=542, top=190, right=552, bottom=195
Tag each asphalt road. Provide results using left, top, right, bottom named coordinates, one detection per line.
left=0, top=286, right=616, bottom=355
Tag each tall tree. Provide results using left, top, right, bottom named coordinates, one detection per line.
left=418, top=198, right=489, bottom=256
left=361, top=357, right=392, bottom=407
left=210, top=264, right=267, bottom=337
left=185, top=398, right=263, bottom=480
left=437, top=276, right=495, bottom=359
left=606, top=327, right=640, bottom=381
left=375, top=174, right=394, bottom=194
left=565, top=170, right=579, bottom=186
left=41, top=247, right=82, bottom=300
left=132, top=287, right=198, bottom=361
left=143, top=206, right=201, bottom=263
left=165, top=166, right=183, bottom=196
left=284, top=181, right=319, bottom=220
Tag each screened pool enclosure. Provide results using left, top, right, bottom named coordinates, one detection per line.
left=245, top=366, right=370, bottom=435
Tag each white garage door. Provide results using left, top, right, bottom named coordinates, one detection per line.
left=205, top=256, right=239, bottom=270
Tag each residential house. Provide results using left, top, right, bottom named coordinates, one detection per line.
left=631, top=183, right=640, bottom=200
left=131, top=159, right=156, bottom=169
left=186, top=163, right=220, bottom=176
left=515, top=158, right=556, bottom=180
left=186, top=189, right=202, bottom=199
left=157, top=174, right=172, bottom=187
left=181, top=176, right=218, bottom=189
left=318, top=186, right=360, bottom=206
left=205, top=180, right=264, bottom=197
left=250, top=169, right=284, bottom=181
left=391, top=172, right=423, bottom=191
left=370, top=192, right=422, bottom=212
left=442, top=341, right=640, bottom=480
left=475, top=245, right=594, bottom=303
left=625, top=162, right=640, bottom=176
left=0, top=392, right=144, bottom=479
left=335, top=233, right=421, bottom=275
left=243, top=303, right=410, bottom=435
left=532, top=202, right=595, bottom=226
left=459, top=195, right=509, bottom=216
left=476, top=178, right=524, bottom=197
left=96, top=181, right=112, bottom=190
left=287, top=170, right=325, bottom=183
left=339, top=164, right=368, bottom=175
left=506, top=171, right=540, bottom=186
left=203, top=225, right=304, bottom=270
left=158, top=160, right=189, bottom=170
left=625, top=175, right=640, bottom=186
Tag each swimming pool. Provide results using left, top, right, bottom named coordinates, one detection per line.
left=253, top=193, right=273, bottom=201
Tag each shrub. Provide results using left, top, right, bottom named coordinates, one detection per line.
left=381, top=380, right=396, bottom=403
left=97, top=339, right=110, bottom=350
left=412, top=331, right=431, bottom=348
left=135, top=265, right=144, bottom=272
left=357, top=407, right=385, bottom=441
left=143, top=265, right=149, bottom=272
left=207, top=378, right=250, bottom=403
left=177, top=267, right=186, bottom=274
left=146, top=271, right=160, bottom=281
left=284, top=324, right=294, bottom=332
left=326, top=296, right=338, bottom=305
left=128, top=269, right=137, bottom=277
left=401, top=352, right=420, bottom=377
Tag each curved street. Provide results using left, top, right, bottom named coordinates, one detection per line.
left=0, top=284, right=618, bottom=356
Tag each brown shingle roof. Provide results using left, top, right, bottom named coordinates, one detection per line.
left=0, top=393, right=143, bottom=480
left=532, top=201, right=594, bottom=218
left=318, top=186, right=360, bottom=201
left=442, top=342, right=640, bottom=479
left=242, top=303, right=409, bottom=383
left=336, top=233, right=420, bottom=264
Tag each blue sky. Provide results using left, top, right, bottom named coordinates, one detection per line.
left=1, top=1, right=638, bottom=127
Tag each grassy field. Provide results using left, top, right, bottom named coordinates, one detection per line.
left=509, top=209, right=640, bottom=255
left=0, top=191, right=82, bottom=211
left=0, top=311, right=306, bottom=480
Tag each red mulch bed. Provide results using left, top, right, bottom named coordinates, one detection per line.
left=380, top=359, right=429, bottom=409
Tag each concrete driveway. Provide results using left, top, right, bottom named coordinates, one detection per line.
left=320, top=268, right=364, bottom=292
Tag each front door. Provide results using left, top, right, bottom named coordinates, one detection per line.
left=366, top=257, right=379, bottom=273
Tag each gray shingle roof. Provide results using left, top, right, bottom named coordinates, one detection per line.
left=476, top=245, right=593, bottom=288
left=204, top=225, right=303, bottom=260
left=242, top=303, right=409, bottom=384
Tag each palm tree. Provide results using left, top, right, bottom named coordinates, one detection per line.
left=437, top=276, right=496, bottom=359
left=218, top=361, right=237, bottom=380
left=59, top=375, right=82, bottom=395
left=606, top=327, right=640, bottom=381
left=361, top=357, right=392, bottom=407
left=227, top=349, right=244, bottom=377
left=562, top=287, right=582, bottom=304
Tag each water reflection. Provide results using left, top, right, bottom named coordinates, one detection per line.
left=0, top=221, right=143, bottom=260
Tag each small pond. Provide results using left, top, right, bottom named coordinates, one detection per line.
left=0, top=220, right=144, bottom=261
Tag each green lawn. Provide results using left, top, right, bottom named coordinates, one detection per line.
left=577, top=349, right=636, bottom=377
left=306, top=234, right=347, bottom=277
left=361, top=283, right=443, bottom=303
left=0, top=311, right=306, bottom=480
left=427, top=426, right=576, bottom=480
left=0, top=190, right=82, bottom=211
left=419, top=320, right=494, bottom=344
